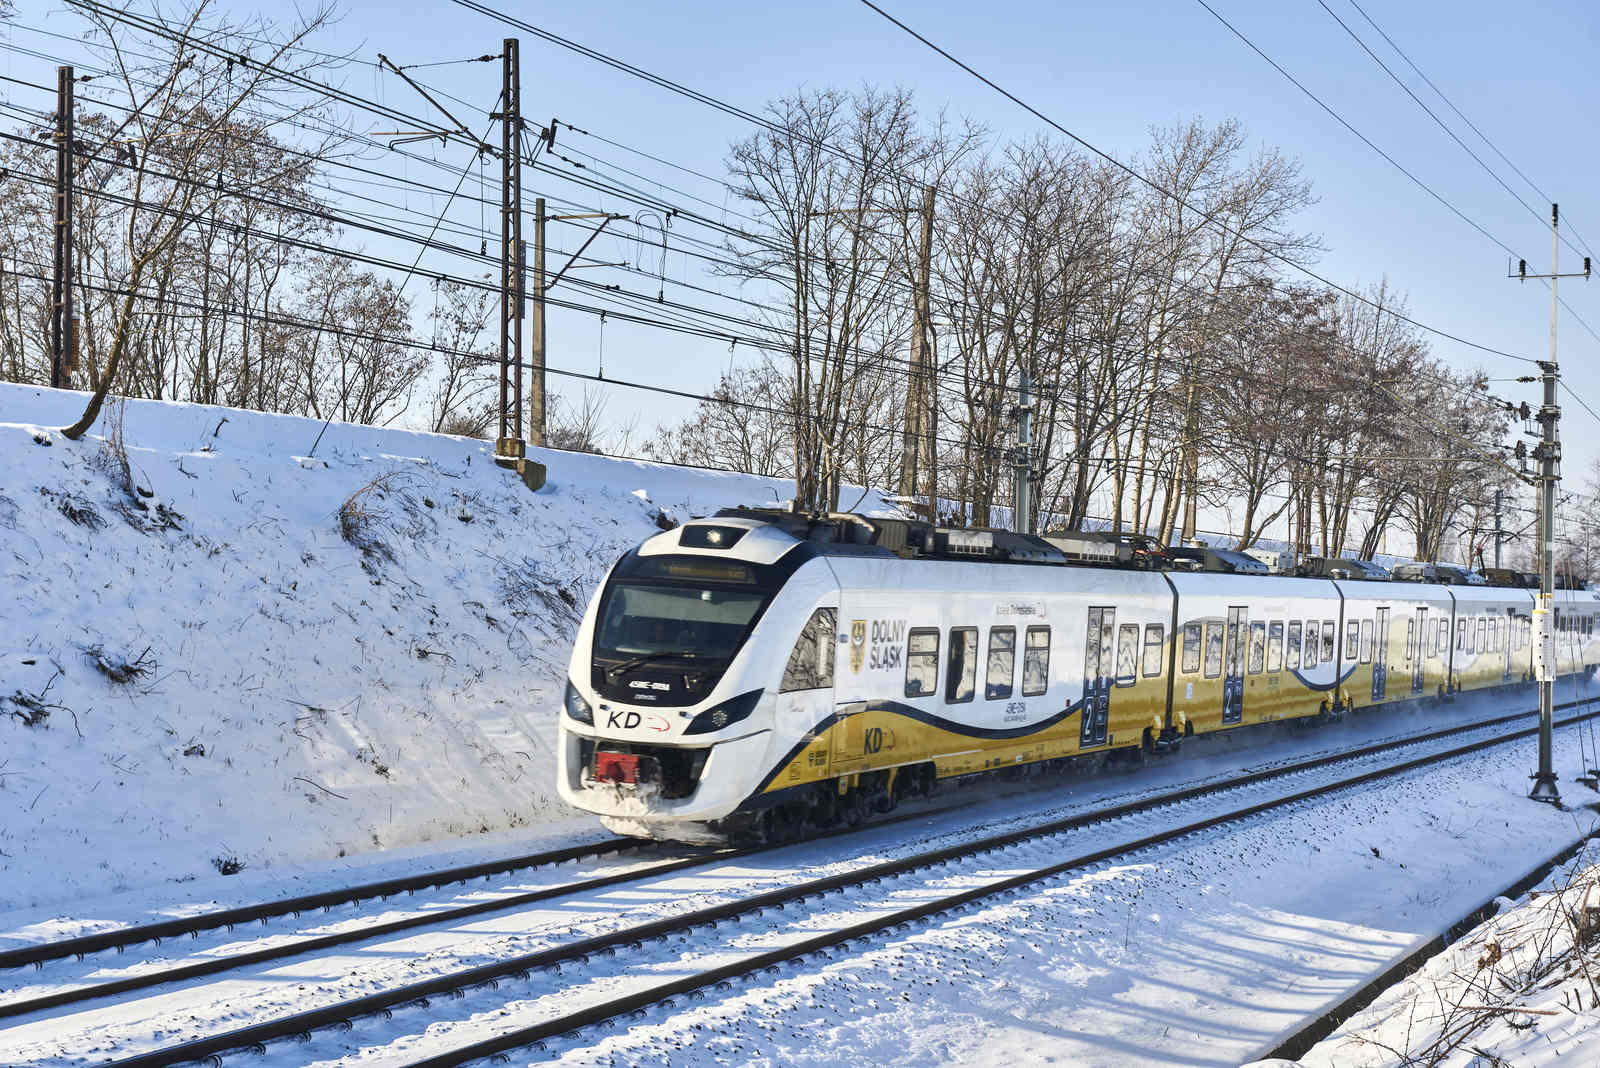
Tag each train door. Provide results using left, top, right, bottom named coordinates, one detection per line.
left=1223, top=606, right=1246, bottom=725
left=1080, top=607, right=1113, bottom=748
left=1411, top=608, right=1427, bottom=695
left=1503, top=610, right=1515, bottom=683
left=1372, top=608, right=1390, bottom=701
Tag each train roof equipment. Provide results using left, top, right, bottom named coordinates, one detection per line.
left=1297, top=556, right=1391, bottom=581
left=1481, top=567, right=1538, bottom=588
left=1041, top=528, right=1172, bottom=569
left=1168, top=546, right=1271, bottom=575
left=1241, top=547, right=1291, bottom=573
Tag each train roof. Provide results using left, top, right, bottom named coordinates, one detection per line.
left=670, top=507, right=1587, bottom=592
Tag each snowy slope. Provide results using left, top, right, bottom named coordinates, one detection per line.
left=0, top=383, right=894, bottom=912
left=1297, top=843, right=1600, bottom=1068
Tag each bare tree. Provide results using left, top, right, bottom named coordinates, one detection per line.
left=645, top=364, right=793, bottom=475
left=293, top=256, right=424, bottom=426
left=426, top=277, right=497, bottom=437
left=724, top=86, right=942, bottom=510
left=59, top=0, right=336, bottom=439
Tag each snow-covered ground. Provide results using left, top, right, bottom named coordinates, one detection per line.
left=3, top=682, right=1598, bottom=1067
left=1297, top=824, right=1600, bottom=1067
left=10, top=382, right=1600, bottom=1068
left=0, top=383, right=894, bottom=913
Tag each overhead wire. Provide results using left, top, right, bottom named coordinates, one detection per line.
left=4, top=2, right=1554, bottom=533
left=441, top=0, right=1546, bottom=366
left=5, top=16, right=1519, bottom=427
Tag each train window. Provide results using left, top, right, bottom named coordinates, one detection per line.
left=1267, top=621, right=1284, bottom=673
left=1304, top=620, right=1319, bottom=668
left=1022, top=627, right=1050, bottom=696
left=1116, top=624, right=1140, bottom=686
left=1323, top=621, right=1336, bottom=663
left=946, top=627, right=978, bottom=703
left=1182, top=623, right=1202, bottom=674
left=1359, top=619, right=1373, bottom=663
left=779, top=608, right=837, bottom=693
left=1248, top=621, right=1266, bottom=675
left=1287, top=621, right=1303, bottom=670
left=1456, top=619, right=1466, bottom=651
left=905, top=628, right=940, bottom=698
left=1345, top=621, right=1359, bottom=661
left=1436, top=618, right=1446, bottom=657
left=1143, top=624, right=1165, bottom=677
left=1204, top=622, right=1224, bottom=678
left=1477, top=618, right=1486, bottom=653
left=985, top=627, right=1016, bottom=700
left=1405, top=619, right=1415, bottom=663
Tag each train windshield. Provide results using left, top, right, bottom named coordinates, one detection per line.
left=595, top=583, right=767, bottom=664
left=590, top=552, right=790, bottom=703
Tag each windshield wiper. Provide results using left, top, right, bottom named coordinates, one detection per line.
left=604, top=651, right=701, bottom=681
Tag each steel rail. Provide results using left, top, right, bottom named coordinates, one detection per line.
left=0, top=803, right=952, bottom=1019
left=0, top=836, right=643, bottom=973
left=410, top=703, right=1600, bottom=1068
left=93, top=697, right=1600, bottom=1068
left=7, top=696, right=1558, bottom=1019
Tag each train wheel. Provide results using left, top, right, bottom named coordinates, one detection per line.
left=843, top=788, right=867, bottom=827
left=811, top=786, right=838, bottom=830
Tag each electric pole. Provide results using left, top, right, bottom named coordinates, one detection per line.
left=1012, top=368, right=1034, bottom=534
left=49, top=65, right=75, bottom=391
left=1513, top=203, right=1591, bottom=806
left=528, top=201, right=542, bottom=447
left=496, top=38, right=524, bottom=460
left=899, top=185, right=936, bottom=517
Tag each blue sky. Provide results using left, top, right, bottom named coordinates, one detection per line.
left=6, top=0, right=1600, bottom=483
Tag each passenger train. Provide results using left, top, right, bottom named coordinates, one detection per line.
left=556, top=507, right=1600, bottom=842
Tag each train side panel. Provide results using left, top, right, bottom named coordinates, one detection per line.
left=759, top=560, right=1176, bottom=792
left=1165, top=573, right=1343, bottom=733
left=1447, top=586, right=1534, bottom=695
left=1332, top=580, right=1456, bottom=711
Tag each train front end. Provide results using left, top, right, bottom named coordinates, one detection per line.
left=556, top=515, right=834, bottom=840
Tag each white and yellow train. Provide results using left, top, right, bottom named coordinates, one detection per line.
left=556, top=509, right=1600, bottom=841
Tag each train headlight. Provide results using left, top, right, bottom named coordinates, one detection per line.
left=564, top=680, right=594, bottom=725
left=682, top=689, right=764, bottom=735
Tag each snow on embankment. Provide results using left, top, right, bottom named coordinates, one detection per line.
left=1294, top=845, right=1600, bottom=1068
left=0, top=384, right=887, bottom=911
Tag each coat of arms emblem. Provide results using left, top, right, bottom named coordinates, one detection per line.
left=850, top=619, right=867, bottom=674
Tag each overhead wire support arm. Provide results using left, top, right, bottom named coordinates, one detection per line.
left=542, top=212, right=626, bottom=292
left=376, top=52, right=495, bottom=150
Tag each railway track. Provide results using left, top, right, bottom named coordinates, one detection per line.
left=0, top=693, right=1571, bottom=1024
left=8, top=695, right=1593, bottom=1068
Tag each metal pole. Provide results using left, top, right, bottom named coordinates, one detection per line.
left=50, top=65, right=74, bottom=391
left=508, top=39, right=526, bottom=450
left=899, top=185, right=935, bottom=510
left=496, top=43, right=512, bottom=452
left=508, top=37, right=528, bottom=447
left=494, top=39, right=528, bottom=459
left=1530, top=203, right=1562, bottom=805
left=531, top=197, right=546, bottom=448
left=1014, top=368, right=1033, bottom=534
